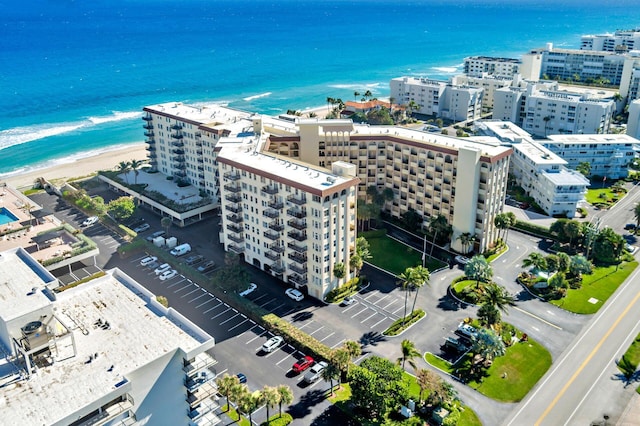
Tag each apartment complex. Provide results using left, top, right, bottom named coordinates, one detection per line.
left=493, top=81, right=615, bottom=137
left=581, top=29, right=640, bottom=52
left=390, top=76, right=484, bottom=122
left=463, top=56, right=521, bottom=78
left=620, top=51, right=640, bottom=102
left=264, top=118, right=512, bottom=254
left=628, top=100, right=640, bottom=139
left=452, top=73, right=520, bottom=111
left=0, top=247, right=218, bottom=426
left=544, top=134, right=637, bottom=179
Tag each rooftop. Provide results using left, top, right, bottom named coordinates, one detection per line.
left=144, top=101, right=253, bottom=128
left=546, top=134, right=639, bottom=145
left=477, top=120, right=533, bottom=143
left=544, top=168, right=590, bottom=186
left=0, top=268, right=213, bottom=425
left=512, top=141, right=566, bottom=166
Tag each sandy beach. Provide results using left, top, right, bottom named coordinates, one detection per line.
left=4, top=143, right=148, bottom=190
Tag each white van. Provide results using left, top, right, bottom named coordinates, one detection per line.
left=170, top=243, right=191, bottom=257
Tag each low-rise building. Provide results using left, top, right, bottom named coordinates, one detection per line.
left=463, top=56, right=521, bottom=78
left=0, top=247, right=217, bottom=426
left=581, top=29, right=640, bottom=52
left=627, top=99, right=640, bottom=139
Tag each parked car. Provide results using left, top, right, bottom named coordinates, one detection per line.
left=626, top=244, right=638, bottom=254
left=146, top=230, right=166, bottom=241
left=159, top=269, right=178, bottom=281
left=236, top=373, right=247, bottom=384
left=81, top=216, right=99, bottom=227
left=170, top=243, right=192, bottom=257
left=303, top=361, right=328, bottom=383
left=261, top=336, right=284, bottom=353
left=140, top=256, right=157, bottom=267
left=239, top=282, right=258, bottom=297
left=455, top=323, right=478, bottom=340
left=455, top=255, right=470, bottom=265
left=197, top=261, right=216, bottom=273
left=133, top=223, right=150, bottom=233
left=184, top=254, right=204, bottom=266
left=154, top=263, right=171, bottom=275
left=285, top=288, right=304, bottom=301
left=625, top=223, right=636, bottom=231
left=292, top=356, right=314, bottom=374
left=341, top=296, right=356, bottom=306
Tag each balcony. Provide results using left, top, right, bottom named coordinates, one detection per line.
left=224, top=171, right=241, bottom=181
left=268, top=221, right=284, bottom=232
left=268, top=199, right=284, bottom=210
left=188, top=398, right=219, bottom=423
left=187, top=382, right=217, bottom=409
left=184, top=353, right=218, bottom=376
left=228, top=244, right=244, bottom=254
left=144, top=131, right=154, bottom=137
left=146, top=145, right=156, bottom=151
left=171, top=123, right=183, bottom=130
left=171, top=132, right=184, bottom=140
left=288, top=274, right=308, bottom=286
left=172, top=162, right=186, bottom=170
left=225, top=204, right=242, bottom=214
left=289, top=263, right=308, bottom=274
left=287, top=218, right=306, bottom=230
left=143, top=124, right=153, bottom=131
left=287, top=194, right=307, bottom=205
left=228, top=234, right=244, bottom=243
left=269, top=244, right=285, bottom=253
left=225, top=193, right=242, bottom=203
left=288, top=230, right=307, bottom=241
left=288, top=252, right=307, bottom=264
left=198, top=172, right=205, bottom=179
left=271, top=262, right=286, bottom=274
left=142, top=115, right=152, bottom=121
left=224, top=183, right=241, bottom=193
left=265, top=251, right=280, bottom=261
left=286, top=208, right=306, bottom=219
left=287, top=241, right=306, bottom=253
left=226, top=214, right=242, bottom=224
left=226, top=223, right=243, bottom=234
left=171, top=148, right=185, bottom=155
left=171, top=140, right=184, bottom=148
left=263, top=209, right=279, bottom=219
left=262, top=185, right=279, bottom=195
left=175, top=170, right=187, bottom=178
left=263, top=230, right=281, bottom=241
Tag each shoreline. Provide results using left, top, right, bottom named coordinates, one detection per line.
left=3, top=143, right=148, bottom=190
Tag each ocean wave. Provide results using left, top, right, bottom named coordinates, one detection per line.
left=87, top=111, right=142, bottom=125
left=243, top=92, right=272, bottom=102
left=431, top=66, right=459, bottom=74
left=328, top=82, right=384, bottom=91
left=0, top=111, right=141, bottom=151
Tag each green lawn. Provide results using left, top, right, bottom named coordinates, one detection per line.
left=425, top=330, right=552, bottom=402
left=585, top=187, right=622, bottom=205
left=618, top=332, right=640, bottom=393
left=550, top=261, right=638, bottom=314
left=361, top=230, right=445, bottom=275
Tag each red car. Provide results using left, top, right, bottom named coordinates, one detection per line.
left=292, top=356, right=314, bottom=373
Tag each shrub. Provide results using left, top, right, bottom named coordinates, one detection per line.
left=325, top=277, right=360, bottom=303
left=383, top=310, right=425, bottom=336
left=156, top=295, right=169, bottom=307
left=262, top=314, right=333, bottom=362
left=261, top=413, right=293, bottom=426
left=55, top=271, right=107, bottom=292
left=513, top=220, right=554, bottom=239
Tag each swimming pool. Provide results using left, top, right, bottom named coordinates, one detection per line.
left=0, top=207, right=19, bottom=225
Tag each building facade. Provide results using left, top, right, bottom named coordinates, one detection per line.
left=581, top=30, right=640, bottom=52
left=463, top=56, right=521, bottom=78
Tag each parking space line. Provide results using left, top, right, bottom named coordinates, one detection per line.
left=246, top=330, right=268, bottom=344
left=270, top=303, right=286, bottom=313
left=371, top=317, right=388, bottom=329
left=375, top=294, right=390, bottom=305
left=343, top=303, right=359, bottom=312
left=297, top=320, right=314, bottom=330
left=360, top=312, right=379, bottom=324
left=211, top=308, right=232, bottom=320
left=351, top=307, right=368, bottom=318
left=220, top=313, right=241, bottom=325
left=331, top=339, right=345, bottom=349
left=259, top=298, right=277, bottom=308
left=198, top=299, right=218, bottom=310
left=319, top=332, right=335, bottom=342
left=251, top=294, right=268, bottom=303
left=203, top=302, right=223, bottom=314
left=167, top=279, right=187, bottom=288
left=279, top=307, right=296, bottom=317
left=276, top=354, right=292, bottom=366
left=188, top=292, right=209, bottom=303
left=181, top=288, right=201, bottom=298
left=173, top=283, right=194, bottom=293
left=364, top=291, right=380, bottom=302
left=228, top=318, right=250, bottom=332
left=308, top=326, right=325, bottom=336
left=383, top=300, right=398, bottom=310
left=392, top=306, right=405, bottom=315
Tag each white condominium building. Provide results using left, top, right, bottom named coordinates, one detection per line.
left=217, top=145, right=359, bottom=301
left=628, top=100, right=640, bottom=139
left=264, top=118, right=512, bottom=254
left=0, top=247, right=217, bottom=426
left=463, top=56, right=521, bottom=78
left=390, top=76, right=484, bottom=122
left=581, top=29, right=640, bottom=52
left=452, top=73, right=523, bottom=111
left=620, top=51, right=640, bottom=102
left=544, top=134, right=638, bottom=179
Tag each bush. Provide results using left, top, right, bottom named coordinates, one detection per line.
left=55, top=271, right=107, bottom=292
left=262, top=314, right=334, bottom=362
left=383, top=310, right=425, bottom=336
left=513, top=220, right=554, bottom=239
left=325, top=277, right=360, bottom=303
left=261, top=413, right=293, bottom=426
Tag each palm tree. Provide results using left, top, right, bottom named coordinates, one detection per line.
left=216, top=374, right=241, bottom=414
left=409, top=265, right=430, bottom=315
left=331, top=348, right=351, bottom=380
left=577, top=161, right=591, bottom=177
left=21, top=201, right=35, bottom=227
left=321, top=362, right=341, bottom=396
left=129, top=159, right=143, bottom=185
left=565, top=220, right=582, bottom=248
left=471, top=328, right=506, bottom=364
left=457, top=232, right=473, bottom=254
left=343, top=340, right=361, bottom=360
left=161, top=216, right=172, bottom=237
left=464, top=256, right=493, bottom=289
left=260, top=385, right=279, bottom=423
left=363, top=90, right=373, bottom=100
left=494, top=213, right=508, bottom=241
left=634, top=203, right=640, bottom=228
left=504, top=212, right=517, bottom=244
left=416, top=368, right=431, bottom=404
left=522, top=252, right=547, bottom=272
left=479, top=283, right=516, bottom=325
left=354, top=91, right=360, bottom=102
left=237, top=389, right=260, bottom=425
left=398, top=267, right=419, bottom=326
left=276, top=385, right=293, bottom=417
left=117, top=161, right=131, bottom=183
left=397, top=339, right=421, bottom=371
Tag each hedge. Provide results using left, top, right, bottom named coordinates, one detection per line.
left=55, top=271, right=107, bottom=292
left=262, top=314, right=334, bottom=362
left=513, top=220, right=554, bottom=239
left=261, top=413, right=293, bottom=426
left=324, top=277, right=361, bottom=303
left=383, top=310, right=425, bottom=336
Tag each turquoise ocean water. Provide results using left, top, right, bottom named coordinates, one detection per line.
left=1, top=0, right=639, bottom=177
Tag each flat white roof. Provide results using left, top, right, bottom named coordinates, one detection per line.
left=144, top=101, right=253, bottom=126
left=513, top=141, right=566, bottom=166
left=1, top=269, right=211, bottom=425
left=544, top=168, right=590, bottom=186
left=478, top=121, right=533, bottom=142
left=546, top=134, right=639, bottom=145
left=0, top=248, right=54, bottom=322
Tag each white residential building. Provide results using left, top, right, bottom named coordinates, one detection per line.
left=452, top=73, right=527, bottom=111
left=463, top=56, right=521, bottom=78
left=0, top=247, right=217, bottom=426
left=619, top=51, right=640, bottom=102
left=544, top=134, right=638, bottom=179
left=581, top=29, right=640, bottom=52
left=628, top=100, right=640, bottom=139
left=390, top=76, right=484, bottom=122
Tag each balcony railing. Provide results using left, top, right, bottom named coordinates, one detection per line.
left=261, top=185, right=279, bottom=195
left=288, top=274, right=308, bottom=286
left=269, top=244, right=285, bottom=253
left=144, top=131, right=154, bottom=137
left=288, top=230, right=307, bottom=241
left=224, top=171, right=241, bottom=181
left=268, top=222, right=284, bottom=232
left=171, top=133, right=184, bottom=139
left=265, top=251, right=280, bottom=261
left=287, top=218, right=306, bottom=230
left=271, top=262, right=286, bottom=274
left=287, top=195, right=307, bottom=205
left=175, top=170, right=187, bottom=178
left=287, top=241, right=307, bottom=253
left=142, top=115, right=152, bottom=121
left=225, top=204, right=242, bottom=214
left=226, top=223, right=243, bottom=234
left=288, top=252, right=307, bottom=264
left=225, top=194, right=242, bottom=203
left=146, top=145, right=156, bottom=151
left=289, top=263, right=308, bottom=274
left=172, top=163, right=186, bottom=170
left=183, top=353, right=218, bottom=375
left=263, top=230, right=280, bottom=241
left=171, top=141, right=184, bottom=148
left=228, top=244, right=244, bottom=254
left=263, top=209, right=279, bottom=219
left=226, top=214, right=243, bottom=224
left=228, top=234, right=244, bottom=243
left=171, top=148, right=185, bottom=155
left=268, top=199, right=284, bottom=210
left=224, top=184, right=241, bottom=193
left=171, top=123, right=183, bottom=130
left=286, top=208, right=306, bottom=219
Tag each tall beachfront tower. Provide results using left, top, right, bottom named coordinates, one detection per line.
left=217, top=145, right=359, bottom=300
left=0, top=247, right=217, bottom=426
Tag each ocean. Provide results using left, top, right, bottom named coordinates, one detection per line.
left=2, top=0, right=639, bottom=178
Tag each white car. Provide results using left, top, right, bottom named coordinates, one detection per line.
left=626, top=244, right=638, bottom=254
left=285, top=288, right=304, bottom=301
left=239, top=282, right=258, bottom=297
left=455, top=255, right=470, bottom=265
left=261, top=336, right=284, bottom=353
left=159, top=269, right=178, bottom=281
left=133, top=223, right=150, bottom=233
left=303, top=361, right=328, bottom=383
left=81, top=216, right=99, bottom=227
left=140, top=256, right=158, bottom=266
left=154, top=263, right=171, bottom=275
